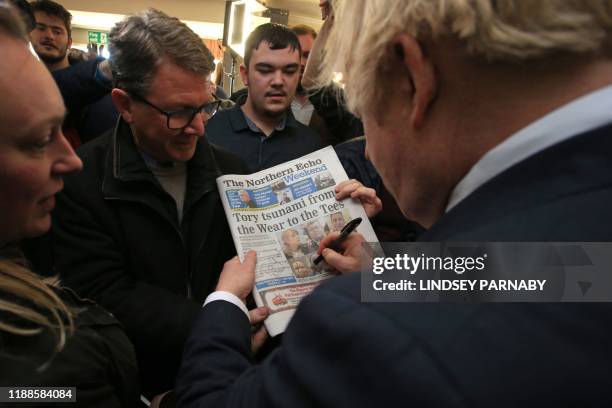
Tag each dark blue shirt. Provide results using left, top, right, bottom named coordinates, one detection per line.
left=205, top=105, right=323, bottom=172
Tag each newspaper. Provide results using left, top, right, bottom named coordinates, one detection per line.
left=217, top=146, right=379, bottom=336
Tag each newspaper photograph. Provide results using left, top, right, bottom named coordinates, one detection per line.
left=216, top=146, right=379, bottom=336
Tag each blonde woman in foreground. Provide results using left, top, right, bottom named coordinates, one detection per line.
left=0, top=3, right=140, bottom=406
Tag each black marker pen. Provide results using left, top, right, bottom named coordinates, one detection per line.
left=313, top=217, right=362, bottom=265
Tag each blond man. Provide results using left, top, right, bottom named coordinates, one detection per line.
left=177, top=1, right=612, bottom=406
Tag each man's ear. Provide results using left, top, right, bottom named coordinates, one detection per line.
left=239, top=64, right=249, bottom=86
left=392, top=34, right=436, bottom=129
left=67, top=37, right=72, bottom=49
left=111, top=88, right=135, bottom=123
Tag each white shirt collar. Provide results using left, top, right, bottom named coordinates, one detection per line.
left=446, top=85, right=612, bottom=212
left=291, top=98, right=315, bottom=126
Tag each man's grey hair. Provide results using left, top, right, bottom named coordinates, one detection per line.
left=108, top=8, right=214, bottom=97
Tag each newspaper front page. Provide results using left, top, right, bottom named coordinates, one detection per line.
left=217, top=146, right=378, bottom=336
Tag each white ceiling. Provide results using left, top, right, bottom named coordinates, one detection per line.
left=265, top=0, right=321, bottom=25
left=61, top=0, right=323, bottom=30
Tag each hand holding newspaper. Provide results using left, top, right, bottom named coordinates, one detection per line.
left=217, top=146, right=379, bottom=336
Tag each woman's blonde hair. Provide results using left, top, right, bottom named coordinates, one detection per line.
left=0, top=249, right=74, bottom=353
left=0, top=3, right=74, bottom=354
left=320, top=0, right=612, bottom=116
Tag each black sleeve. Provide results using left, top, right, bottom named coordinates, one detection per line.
left=175, top=288, right=453, bottom=408
left=308, top=87, right=364, bottom=144
left=52, top=58, right=111, bottom=113
left=52, top=184, right=202, bottom=394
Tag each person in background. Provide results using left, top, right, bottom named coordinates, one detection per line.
left=0, top=4, right=140, bottom=406
left=206, top=23, right=322, bottom=172
left=28, top=0, right=118, bottom=147
left=289, top=25, right=317, bottom=127
left=28, top=0, right=70, bottom=72
left=213, top=60, right=229, bottom=99
left=298, top=3, right=364, bottom=145
left=176, top=0, right=612, bottom=406
left=290, top=23, right=359, bottom=146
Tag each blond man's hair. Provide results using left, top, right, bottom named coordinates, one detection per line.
left=319, top=0, right=612, bottom=116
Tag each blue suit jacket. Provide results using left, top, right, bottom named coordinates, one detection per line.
left=177, top=124, right=612, bottom=407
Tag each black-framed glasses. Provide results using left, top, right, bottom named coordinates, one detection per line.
left=130, top=93, right=221, bottom=130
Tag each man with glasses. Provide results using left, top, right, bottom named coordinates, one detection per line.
left=47, top=9, right=261, bottom=402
